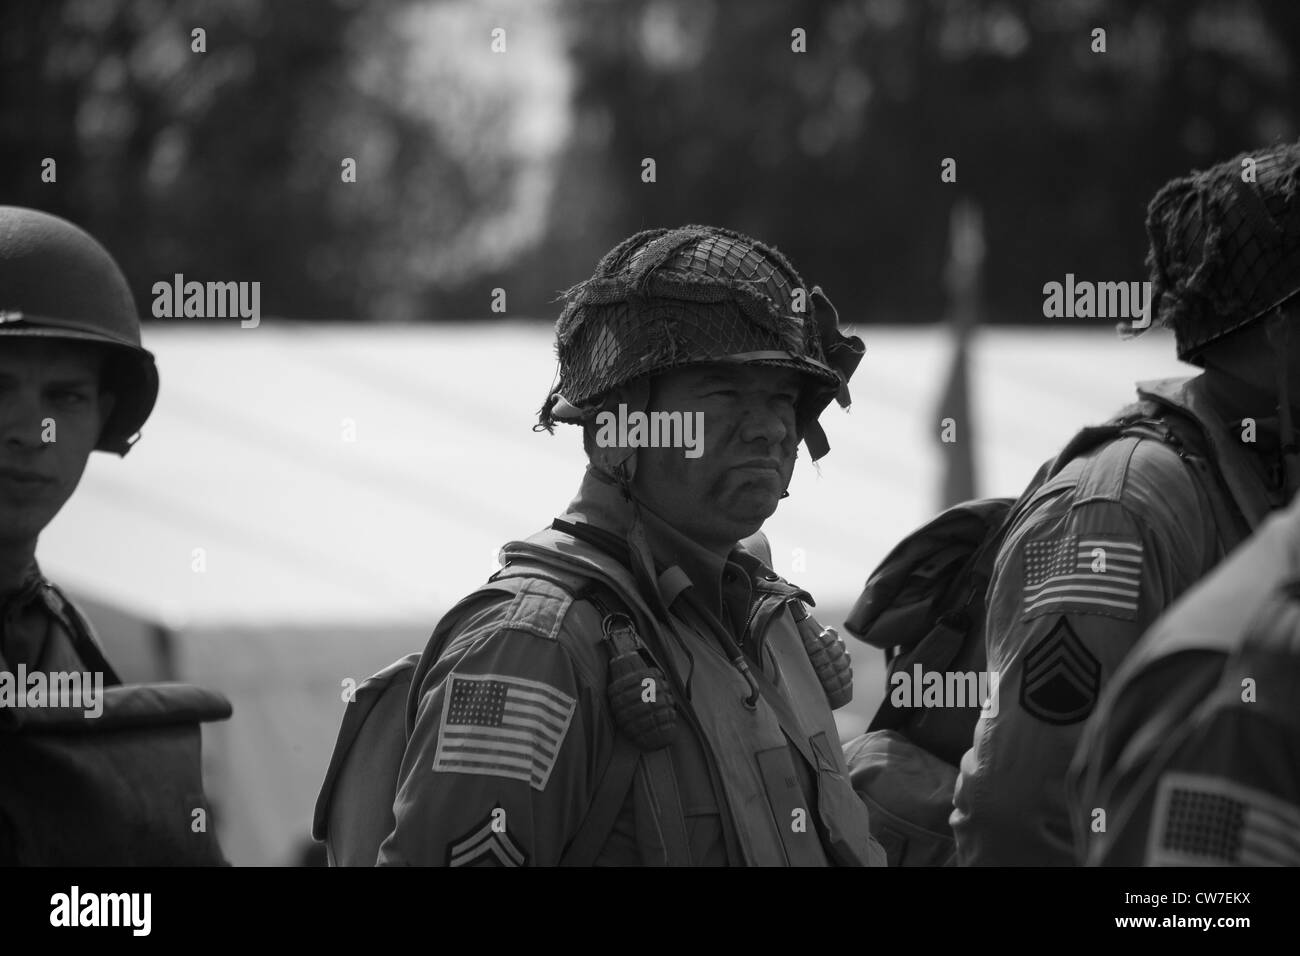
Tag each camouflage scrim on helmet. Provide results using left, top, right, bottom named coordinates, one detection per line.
left=537, top=225, right=865, bottom=460
left=1143, top=140, right=1300, bottom=363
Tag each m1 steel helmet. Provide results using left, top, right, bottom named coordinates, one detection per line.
left=1142, top=140, right=1300, bottom=364
left=538, top=225, right=865, bottom=460
left=0, top=206, right=158, bottom=454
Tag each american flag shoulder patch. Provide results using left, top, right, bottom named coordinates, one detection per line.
left=433, top=672, right=577, bottom=791
left=1021, top=532, right=1143, bottom=621
left=1147, top=772, right=1300, bottom=866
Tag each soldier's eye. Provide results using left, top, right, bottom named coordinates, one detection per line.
left=51, top=389, right=90, bottom=407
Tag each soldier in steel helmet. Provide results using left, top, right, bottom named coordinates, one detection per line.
left=952, top=140, right=1300, bottom=865
left=0, top=205, right=227, bottom=865
left=373, top=225, right=885, bottom=866
left=0, top=206, right=158, bottom=667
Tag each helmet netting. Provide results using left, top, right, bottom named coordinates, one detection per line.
left=545, top=226, right=840, bottom=420
left=1145, top=141, right=1300, bottom=361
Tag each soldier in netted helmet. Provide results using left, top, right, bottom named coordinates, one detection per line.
left=1068, top=143, right=1300, bottom=867
left=951, top=140, right=1300, bottom=866
left=372, top=224, right=885, bottom=866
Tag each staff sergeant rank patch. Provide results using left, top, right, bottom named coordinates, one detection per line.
left=1022, top=533, right=1143, bottom=621
left=1020, top=617, right=1100, bottom=725
left=433, top=673, right=576, bottom=791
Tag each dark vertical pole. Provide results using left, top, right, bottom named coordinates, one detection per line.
left=937, top=199, right=984, bottom=508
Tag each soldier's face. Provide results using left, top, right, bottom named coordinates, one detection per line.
left=632, top=363, right=801, bottom=548
left=0, top=340, right=115, bottom=549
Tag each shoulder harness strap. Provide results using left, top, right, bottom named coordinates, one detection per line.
left=41, top=582, right=123, bottom=686
left=482, top=554, right=690, bottom=866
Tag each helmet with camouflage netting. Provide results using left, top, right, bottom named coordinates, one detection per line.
left=537, top=225, right=865, bottom=460
left=1140, top=139, right=1300, bottom=364
left=0, top=206, right=158, bottom=455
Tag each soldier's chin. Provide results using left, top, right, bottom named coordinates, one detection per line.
left=719, top=485, right=782, bottom=530
left=0, top=500, right=56, bottom=544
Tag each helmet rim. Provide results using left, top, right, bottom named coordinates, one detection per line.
left=0, top=323, right=158, bottom=455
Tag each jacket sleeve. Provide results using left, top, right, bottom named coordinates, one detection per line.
left=1075, top=644, right=1300, bottom=866
left=951, top=440, right=1209, bottom=865
left=376, top=615, right=607, bottom=867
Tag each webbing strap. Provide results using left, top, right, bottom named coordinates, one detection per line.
left=559, top=732, right=641, bottom=867
left=637, top=748, right=694, bottom=866
left=552, top=577, right=692, bottom=866
left=38, top=583, right=122, bottom=686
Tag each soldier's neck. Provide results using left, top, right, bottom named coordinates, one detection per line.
left=571, top=467, right=737, bottom=617
left=1200, top=366, right=1300, bottom=429
left=0, top=542, right=37, bottom=599
left=634, top=504, right=738, bottom=619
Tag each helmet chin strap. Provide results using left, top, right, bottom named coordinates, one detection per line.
left=586, top=379, right=678, bottom=627
left=604, top=460, right=659, bottom=604
left=1266, top=309, right=1300, bottom=498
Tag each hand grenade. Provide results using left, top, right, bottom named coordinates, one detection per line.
left=602, top=610, right=678, bottom=750
left=789, top=599, right=853, bottom=710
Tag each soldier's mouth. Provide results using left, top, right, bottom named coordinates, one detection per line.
left=0, top=466, right=55, bottom=486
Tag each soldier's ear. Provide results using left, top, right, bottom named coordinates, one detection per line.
left=95, top=351, right=119, bottom=433
left=588, top=379, right=650, bottom=481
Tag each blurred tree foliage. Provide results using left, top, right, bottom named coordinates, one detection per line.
left=3, top=0, right=1298, bottom=324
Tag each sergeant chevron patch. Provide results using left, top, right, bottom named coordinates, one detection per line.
left=1019, top=617, right=1100, bottom=725
left=433, top=673, right=576, bottom=791
left=1022, top=533, right=1143, bottom=621
left=447, top=807, right=527, bottom=867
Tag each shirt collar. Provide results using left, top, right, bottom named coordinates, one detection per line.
left=0, top=559, right=44, bottom=609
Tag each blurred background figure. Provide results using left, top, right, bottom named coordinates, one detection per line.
left=1071, top=489, right=1300, bottom=866
left=4, top=0, right=1298, bottom=863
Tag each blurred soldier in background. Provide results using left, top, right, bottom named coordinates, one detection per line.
left=355, top=225, right=882, bottom=866
left=952, top=140, right=1300, bottom=864
left=1070, top=489, right=1300, bottom=865
left=0, top=206, right=228, bottom=865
